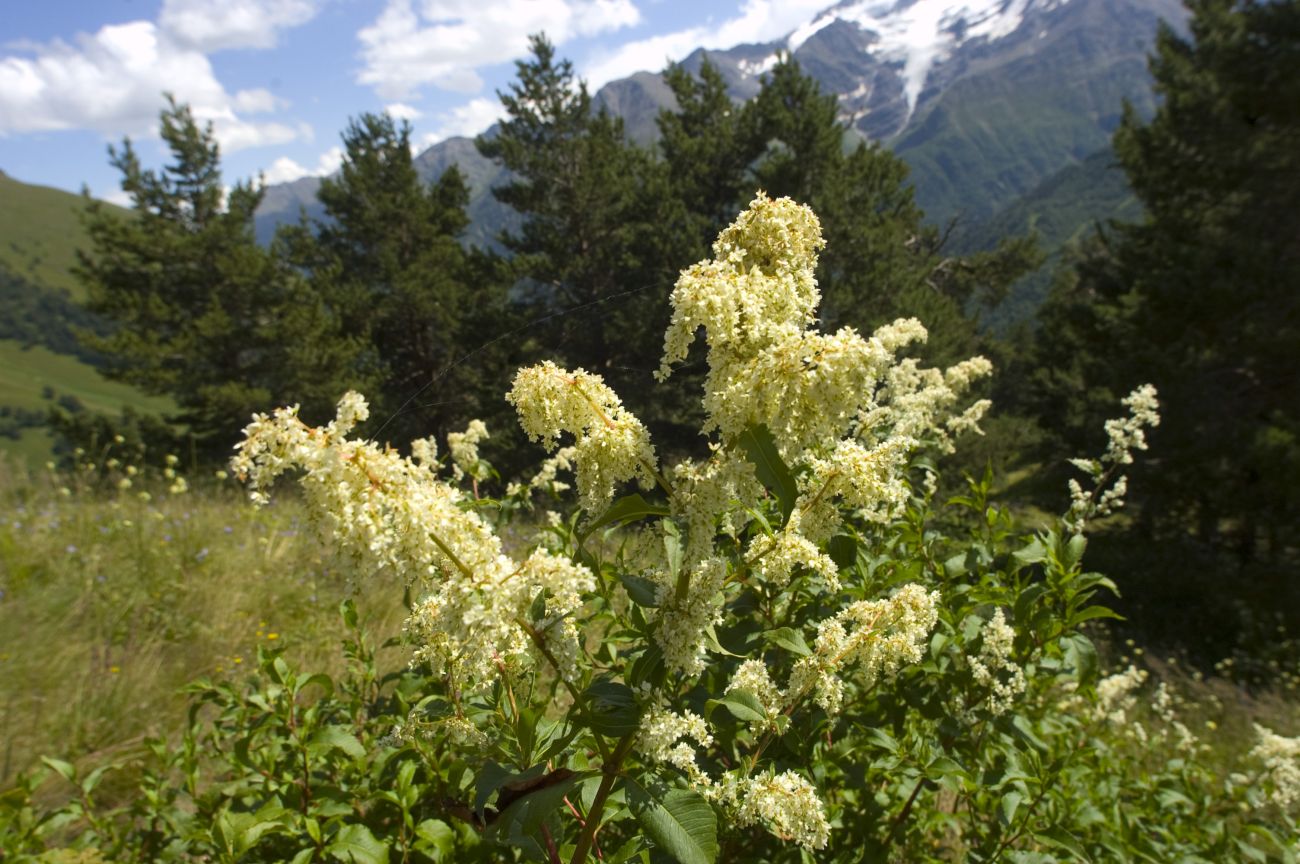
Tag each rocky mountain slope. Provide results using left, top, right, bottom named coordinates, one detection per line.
left=255, top=0, right=1187, bottom=257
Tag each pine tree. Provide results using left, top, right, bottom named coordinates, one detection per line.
left=1029, top=0, right=1300, bottom=647
left=478, top=35, right=698, bottom=446
left=77, top=97, right=347, bottom=456
left=286, top=112, right=513, bottom=446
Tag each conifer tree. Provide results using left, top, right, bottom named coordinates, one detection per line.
left=77, top=97, right=349, bottom=456
left=284, top=112, right=513, bottom=446
left=1029, top=0, right=1300, bottom=644
left=478, top=35, right=697, bottom=444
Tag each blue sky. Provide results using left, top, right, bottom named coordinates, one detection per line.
left=0, top=0, right=832, bottom=203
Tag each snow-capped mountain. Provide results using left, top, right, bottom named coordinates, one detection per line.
left=790, top=0, right=1072, bottom=116
left=256, top=0, right=1187, bottom=243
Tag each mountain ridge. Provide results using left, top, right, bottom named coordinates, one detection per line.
left=254, top=0, right=1184, bottom=245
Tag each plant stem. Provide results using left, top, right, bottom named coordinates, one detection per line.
left=569, top=733, right=636, bottom=864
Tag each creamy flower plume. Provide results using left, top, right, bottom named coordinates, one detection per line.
left=967, top=608, right=1026, bottom=716
left=507, top=361, right=657, bottom=513
left=1065, top=384, right=1160, bottom=533
left=231, top=392, right=593, bottom=690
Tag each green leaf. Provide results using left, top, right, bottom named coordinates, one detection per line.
left=943, top=552, right=969, bottom=579
left=308, top=725, right=366, bottom=760
left=1000, top=790, right=1023, bottom=825
left=490, top=771, right=583, bottom=840
left=327, top=823, right=390, bottom=864
left=475, top=761, right=519, bottom=814
left=626, top=779, right=718, bottom=864
left=584, top=493, right=671, bottom=536
left=737, top=425, right=798, bottom=525
left=663, top=524, right=683, bottom=582
left=702, top=625, right=741, bottom=657
left=1013, top=537, right=1049, bottom=566
left=1071, top=605, right=1121, bottom=626
left=827, top=534, right=857, bottom=570
left=863, top=727, right=900, bottom=755
left=585, top=680, right=641, bottom=737
left=41, top=757, right=75, bottom=784
left=414, top=819, right=456, bottom=858
left=618, top=572, right=661, bottom=607
left=1062, top=633, right=1099, bottom=686
left=766, top=627, right=812, bottom=656
left=1064, top=533, right=1088, bottom=570
left=1013, top=583, right=1048, bottom=623
left=1039, top=826, right=1089, bottom=861
left=716, top=690, right=768, bottom=725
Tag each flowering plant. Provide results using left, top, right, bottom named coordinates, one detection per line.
left=221, top=196, right=1296, bottom=863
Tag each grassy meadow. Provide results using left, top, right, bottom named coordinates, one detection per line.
left=0, top=455, right=410, bottom=787
left=1, top=448, right=1296, bottom=804
left=0, top=172, right=118, bottom=300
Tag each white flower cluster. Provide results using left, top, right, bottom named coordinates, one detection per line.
left=637, top=704, right=714, bottom=788
left=231, top=392, right=593, bottom=691
left=507, top=361, right=658, bottom=513
left=659, top=194, right=957, bottom=462
left=635, top=699, right=831, bottom=851
left=1065, top=384, right=1160, bottom=533
left=721, top=587, right=938, bottom=722
left=653, top=556, right=729, bottom=677
left=1093, top=665, right=1149, bottom=726
left=447, top=418, right=489, bottom=481
left=857, top=355, right=994, bottom=453
left=967, top=609, right=1026, bottom=715
left=786, top=584, right=939, bottom=716
left=721, top=770, right=831, bottom=851
left=1250, top=724, right=1300, bottom=809
left=750, top=514, right=841, bottom=591
left=644, top=196, right=982, bottom=682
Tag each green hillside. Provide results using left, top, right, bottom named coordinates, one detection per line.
left=0, top=170, right=124, bottom=299
left=0, top=173, right=173, bottom=462
left=957, top=147, right=1143, bottom=331
left=0, top=339, right=171, bottom=416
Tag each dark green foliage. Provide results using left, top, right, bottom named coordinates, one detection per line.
left=0, top=265, right=109, bottom=364
left=280, top=113, right=516, bottom=447
left=1028, top=0, right=1300, bottom=655
left=77, top=98, right=355, bottom=457
left=0, top=604, right=488, bottom=862
left=478, top=35, right=700, bottom=449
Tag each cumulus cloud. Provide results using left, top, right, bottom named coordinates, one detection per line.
left=357, top=0, right=641, bottom=100
left=233, top=88, right=285, bottom=113
left=413, top=96, right=507, bottom=151
left=0, top=5, right=310, bottom=151
left=582, top=0, right=830, bottom=88
left=385, top=102, right=423, bottom=121
left=260, top=144, right=344, bottom=185
left=159, top=0, right=319, bottom=52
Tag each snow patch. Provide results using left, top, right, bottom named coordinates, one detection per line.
left=738, top=53, right=780, bottom=77
left=787, top=0, right=1070, bottom=117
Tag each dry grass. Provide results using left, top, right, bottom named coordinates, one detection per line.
left=0, top=457, right=409, bottom=783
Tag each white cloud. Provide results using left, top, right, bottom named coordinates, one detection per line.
left=233, top=87, right=285, bottom=113
left=159, top=0, right=319, bottom=52
left=357, top=0, right=641, bottom=100
left=413, top=96, right=506, bottom=151
left=385, top=102, right=423, bottom=121
left=260, top=145, right=344, bottom=184
left=316, top=145, right=344, bottom=175
left=96, top=187, right=135, bottom=208
left=0, top=18, right=303, bottom=152
left=582, top=0, right=829, bottom=88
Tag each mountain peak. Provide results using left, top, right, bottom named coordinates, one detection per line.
left=787, top=0, right=1073, bottom=114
